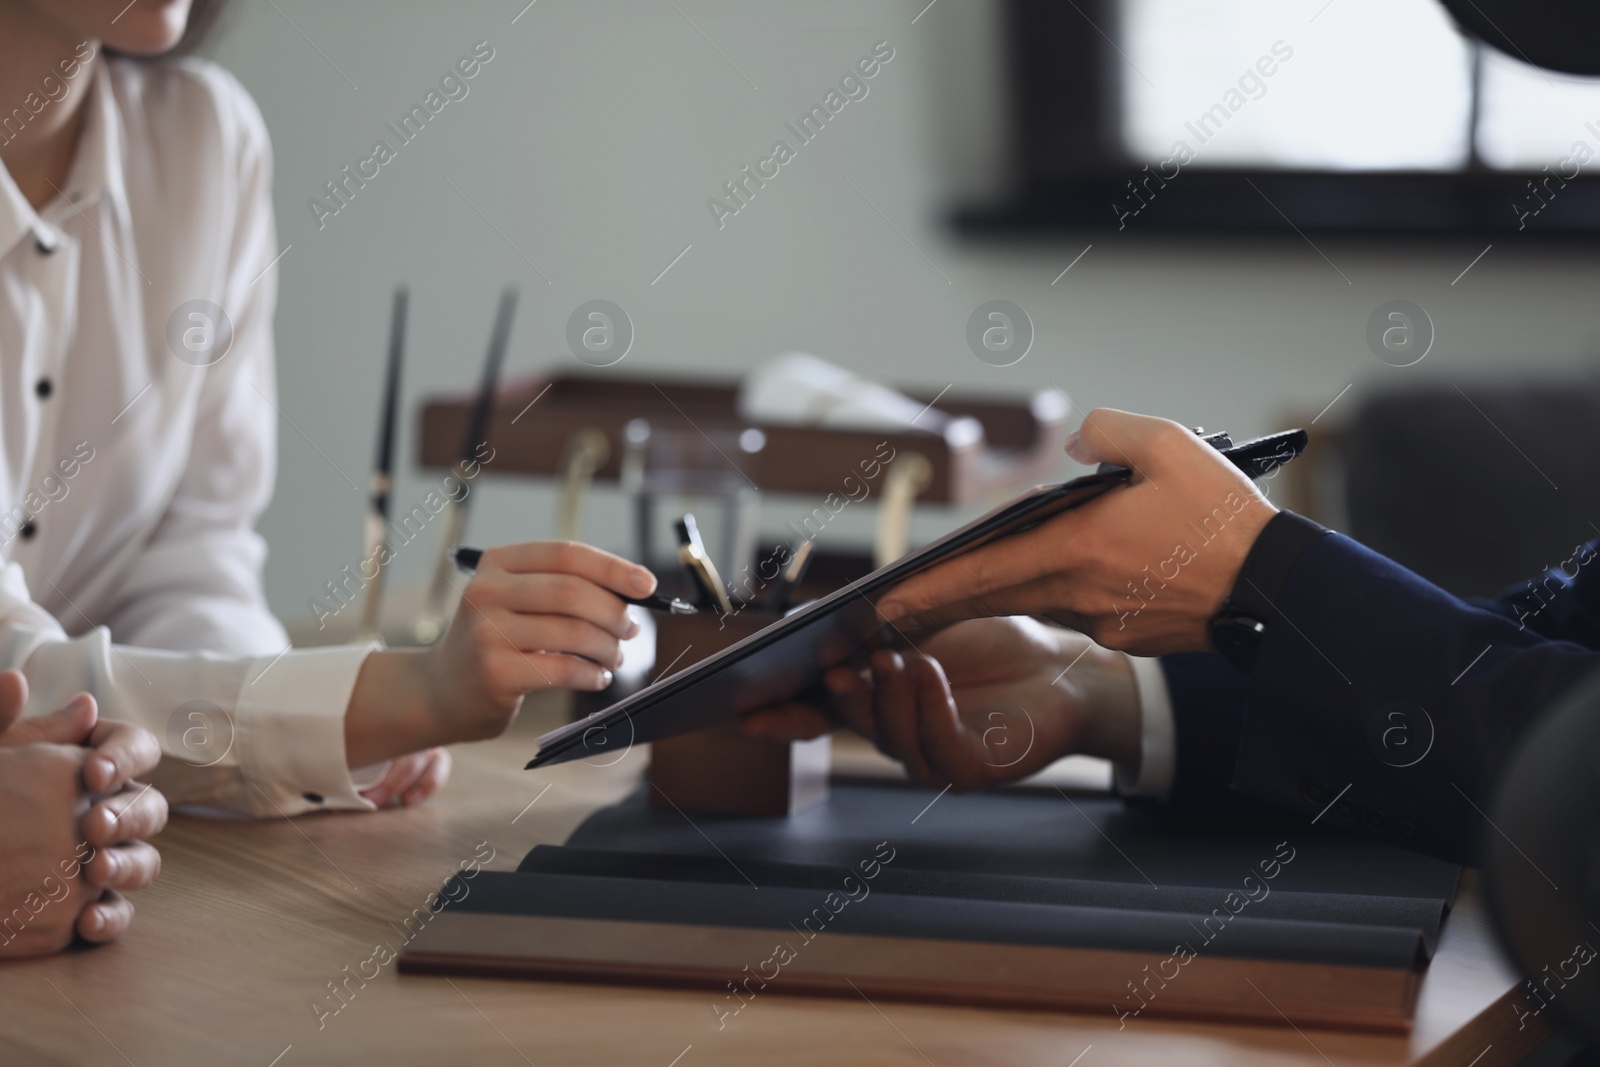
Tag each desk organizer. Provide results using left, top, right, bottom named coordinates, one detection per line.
left=646, top=608, right=830, bottom=819
left=417, top=372, right=1071, bottom=505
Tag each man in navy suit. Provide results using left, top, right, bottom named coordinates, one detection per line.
left=743, top=409, right=1600, bottom=865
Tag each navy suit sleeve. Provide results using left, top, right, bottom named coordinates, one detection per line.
left=1158, top=530, right=1600, bottom=863
left=1229, top=531, right=1599, bottom=864
left=1477, top=539, right=1600, bottom=646
left=1159, top=652, right=1250, bottom=804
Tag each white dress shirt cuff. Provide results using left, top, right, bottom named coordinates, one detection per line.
left=234, top=642, right=380, bottom=816
left=1112, top=654, right=1176, bottom=800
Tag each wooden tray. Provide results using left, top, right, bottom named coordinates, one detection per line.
left=417, top=371, right=1071, bottom=505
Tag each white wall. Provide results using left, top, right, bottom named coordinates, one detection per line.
left=206, top=0, right=1600, bottom=621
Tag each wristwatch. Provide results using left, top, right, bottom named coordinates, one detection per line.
left=1207, top=510, right=1330, bottom=673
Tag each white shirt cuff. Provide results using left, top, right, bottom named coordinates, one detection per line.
left=234, top=642, right=380, bottom=816
left=1113, top=654, right=1176, bottom=800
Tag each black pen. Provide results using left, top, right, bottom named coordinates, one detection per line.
left=1095, top=428, right=1305, bottom=478
left=360, top=286, right=407, bottom=639
left=450, top=545, right=697, bottom=615
left=416, top=288, right=519, bottom=645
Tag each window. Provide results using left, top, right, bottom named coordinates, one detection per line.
left=956, top=0, right=1600, bottom=235
left=1479, top=53, right=1600, bottom=169
left=1122, top=0, right=1600, bottom=172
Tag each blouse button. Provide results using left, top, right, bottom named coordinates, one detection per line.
left=35, top=378, right=52, bottom=399
left=19, top=521, right=37, bottom=541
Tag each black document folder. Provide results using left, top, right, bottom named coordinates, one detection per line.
left=399, top=782, right=1457, bottom=1032
left=529, top=430, right=1308, bottom=768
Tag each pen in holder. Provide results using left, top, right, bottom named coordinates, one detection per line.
left=556, top=428, right=610, bottom=541
left=648, top=605, right=830, bottom=818
left=414, top=287, right=518, bottom=645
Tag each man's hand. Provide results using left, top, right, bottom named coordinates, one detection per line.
left=877, top=409, right=1277, bottom=657
left=742, top=617, right=1141, bottom=791
left=345, top=541, right=657, bottom=768
left=0, top=670, right=168, bottom=958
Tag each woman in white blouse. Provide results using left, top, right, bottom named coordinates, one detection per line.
left=0, top=0, right=654, bottom=949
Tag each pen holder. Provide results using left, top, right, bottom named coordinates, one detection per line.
left=648, top=608, right=830, bottom=818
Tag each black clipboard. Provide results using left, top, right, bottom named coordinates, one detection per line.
left=528, top=429, right=1306, bottom=769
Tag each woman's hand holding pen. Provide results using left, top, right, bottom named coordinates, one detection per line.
left=877, top=409, right=1277, bottom=657
left=430, top=541, right=653, bottom=711
left=345, top=541, right=657, bottom=769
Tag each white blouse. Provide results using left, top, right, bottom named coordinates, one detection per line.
left=0, top=54, right=378, bottom=816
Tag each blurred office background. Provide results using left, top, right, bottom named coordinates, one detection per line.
left=203, top=0, right=1600, bottom=621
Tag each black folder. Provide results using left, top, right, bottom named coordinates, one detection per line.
left=529, top=429, right=1308, bottom=768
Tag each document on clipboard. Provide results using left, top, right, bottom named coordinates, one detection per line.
left=527, top=429, right=1307, bottom=769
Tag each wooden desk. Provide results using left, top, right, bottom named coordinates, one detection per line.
left=1, top=704, right=1550, bottom=1067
